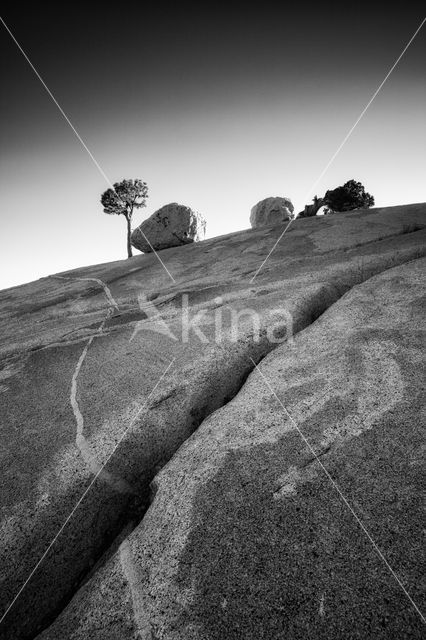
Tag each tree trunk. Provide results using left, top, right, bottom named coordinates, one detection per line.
left=126, top=216, right=133, bottom=258
left=299, top=196, right=324, bottom=218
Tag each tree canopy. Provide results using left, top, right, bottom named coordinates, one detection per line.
left=297, top=180, right=375, bottom=218
left=323, top=179, right=374, bottom=214
left=101, top=179, right=148, bottom=218
left=101, top=179, right=148, bottom=258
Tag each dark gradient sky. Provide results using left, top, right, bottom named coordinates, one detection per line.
left=1, top=4, right=425, bottom=288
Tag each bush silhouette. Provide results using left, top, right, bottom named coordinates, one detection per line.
left=323, top=179, right=374, bottom=214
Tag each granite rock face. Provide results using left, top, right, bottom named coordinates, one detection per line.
left=0, top=203, right=425, bottom=639
left=38, top=257, right=426, bottom=640
left=131, top=202, right=206, bottom=253
left=250, top=196, right=294, bottom=228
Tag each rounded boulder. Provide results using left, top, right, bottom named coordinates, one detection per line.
left=131, top=203, right=206, bottom=253
left=250, top=197, right=294, bottom=228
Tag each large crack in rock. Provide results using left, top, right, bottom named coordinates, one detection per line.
left=0, top=206, right=425, bottom=639
left=37, top=256, right=426, bottom=639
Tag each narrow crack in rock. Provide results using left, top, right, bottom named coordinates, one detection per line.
left=119, top=538, right=153, bottom=640
left=67, top=282, right=135, bottom=494
left=319, top=593, right=325, bottom=617
left=8, top=246, right=425, bottom=639
left=50, top=274, right=119, bottom=310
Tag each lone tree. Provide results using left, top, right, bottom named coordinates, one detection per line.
left=101, top=179, right=148, bottom=258
left=298, top=180, right=375, bottom=218
left=323, top=179, right=374, bottom=214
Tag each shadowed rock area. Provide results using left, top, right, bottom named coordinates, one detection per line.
left=0, top=203, right=425, bottom=639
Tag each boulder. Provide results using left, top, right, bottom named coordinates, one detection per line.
left=131, top=203, right=206, bottom=253
left=250, top=196, right=294, bottom=228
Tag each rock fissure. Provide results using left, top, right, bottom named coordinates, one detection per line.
left=50, top=274, right=119, bottom=310
left=70, top=308, right=136, bottom=496
left=29, top=252, right=425, bottom=639
left=1, top=206, right=425, bottom=640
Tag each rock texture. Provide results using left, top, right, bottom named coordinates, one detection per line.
left=38, top=257, right=426, bottom=640
left=0, top=203, right=425, bottom=639
left=131, top=203, right=206, bottom=253
left=250, top=196, right=294, bottom=228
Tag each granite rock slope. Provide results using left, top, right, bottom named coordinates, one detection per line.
left=38, top=256, right=426, bottom=640
left=0, top=203, right=425, bottom=639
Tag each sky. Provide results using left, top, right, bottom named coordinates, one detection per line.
left=1, top=4, right=425, bottom=290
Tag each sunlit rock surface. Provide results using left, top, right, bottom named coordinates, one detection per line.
left=0, top=203, right=425, bottom=639
left=250, top=196, right=294, bottom=227
left=131, top=202, right=206, bottom=253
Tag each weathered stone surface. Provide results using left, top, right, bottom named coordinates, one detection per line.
left=250, top=196, right=294, bottom=228
left=0, top=203, right=425, bottom=639
left=38, top=257, right=426, bottom=640
left=131, top=202, right=206, bottom=253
